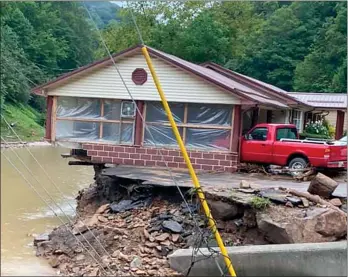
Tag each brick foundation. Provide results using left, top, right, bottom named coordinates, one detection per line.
left=82, top=143, right=238, bottom=172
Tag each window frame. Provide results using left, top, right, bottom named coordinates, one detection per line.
left=246, top=127, right=268, bottom=141
left=292, top=109, right=302, bottom=131
left=142, top=102, right=234, bottom=151
left=275, top=127, right=298, bottom=141
left=54, top=97, right=135, bottom=145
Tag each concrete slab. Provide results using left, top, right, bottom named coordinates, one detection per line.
left=102, top=166, right=347, bottom=198
left=168, top=242, right=347, bottom=276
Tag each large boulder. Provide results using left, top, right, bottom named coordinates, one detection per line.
left=257, top=206, right=347, bottom=244
left=208, top=199, right=243, bottom=220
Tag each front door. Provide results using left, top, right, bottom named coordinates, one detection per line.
left=241, top=127, right=273, bottom=163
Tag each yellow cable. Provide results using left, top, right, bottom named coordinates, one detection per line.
left=141, top=46, right=237, bottom=277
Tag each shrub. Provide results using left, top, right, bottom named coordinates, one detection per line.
left=304, top=119, right=329, bottom=137
left=250, top=197, right=271, bottom=210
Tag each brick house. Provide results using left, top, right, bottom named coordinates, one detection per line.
left=33, top=45, right=307, bottom=172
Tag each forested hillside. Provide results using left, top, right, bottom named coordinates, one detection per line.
left=0, top=1, right=346, bottom=141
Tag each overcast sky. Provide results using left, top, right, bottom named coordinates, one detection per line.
left=111, top=1, right=126, bottom=7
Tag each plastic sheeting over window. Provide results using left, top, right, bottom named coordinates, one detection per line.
left=55, top=97, right=134, bottom=144
left=56, top=120, right=100, bottom=140
left=102, top=123, right=133, bottom=144
left=103, top=100, right=121, bottom=120
left=145, top=102, right=233, bottom=151
left=57, top=97, right=100, bottom=119
left=144, top=125, right=183, bottom=147
left=187, top=104, right=232, bottom=125
left=186, top=128, right=230, bottom=150
left=146, top=102, right=184, bottom=123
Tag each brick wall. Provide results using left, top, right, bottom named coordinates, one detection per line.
left=82, top=143, right=238, bottom=172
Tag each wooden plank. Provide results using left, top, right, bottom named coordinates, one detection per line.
left=183, top=103, right=188, bottom=143
left=55, top=117, right=134, bottom=124
left=99, top=99, right=104, bottom=139
left=68, top=161, right=96, bottom=166
left=51, top=96, right=57, bottom=142
left=146, top=121, right=231, bottom=130
left=141, top=103, right=147, bottom=145
left=229, top=105, right=235, bottom=152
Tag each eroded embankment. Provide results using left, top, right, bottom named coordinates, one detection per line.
left=34, top=166, right=347, bottom=276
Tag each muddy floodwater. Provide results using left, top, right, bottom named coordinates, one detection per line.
left=1, top=146, right=94, bottom=276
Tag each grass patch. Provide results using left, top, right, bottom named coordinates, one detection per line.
left=1, top=103, right=45, bottom=142
left=250, top=196, right=271, bottom=210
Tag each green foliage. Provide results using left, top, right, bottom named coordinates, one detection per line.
left=84, top=1, right=121, bottom=28
left=250, top=197, right=271, bottom=210
left=304, top=120, right=329, bottom=137
left=1, top=1, right=346, bottom=141
left=1, top=2, right=97, bottom=140
left=1, top=103, right=45, bottom=142
left=299, top=132, right=330, bottom=140
left=294, top=3, right=347, bottom=92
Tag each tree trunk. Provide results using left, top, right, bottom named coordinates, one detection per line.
left=286, top=188, right=346, bottom=217
left=307, top=173, right=338, bottom=198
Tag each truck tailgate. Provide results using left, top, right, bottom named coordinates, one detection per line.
left=329, top=145, right=347, bottom=161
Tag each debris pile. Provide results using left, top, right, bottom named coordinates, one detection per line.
left=34, top=171, right=346, bottom=276
left=35, top=183, right=266, bottom=276
left=236, top=174, right=347, bottom=244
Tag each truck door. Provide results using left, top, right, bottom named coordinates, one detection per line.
left=241, top=127, right=273, bottom=163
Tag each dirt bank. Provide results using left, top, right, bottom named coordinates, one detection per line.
left=34, top=166, right=347, bottom=276
left=1, top=140, right=50, bottom=149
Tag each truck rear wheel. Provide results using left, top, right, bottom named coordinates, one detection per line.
left=288, top=157, right=307, bottom=177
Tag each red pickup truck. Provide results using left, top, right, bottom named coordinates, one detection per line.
left=240, top=123, right=347, bottom=171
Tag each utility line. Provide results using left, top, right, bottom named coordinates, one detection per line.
left=1, top=135, right=117, bottom=276
left=1, top=115, right=119, bottom=273
left=1, top=149, right=111, bottom=276
left=83, top=2, right=227, bottom=276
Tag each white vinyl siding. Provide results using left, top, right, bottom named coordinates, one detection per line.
left=47, top=53, right=241, bottom=105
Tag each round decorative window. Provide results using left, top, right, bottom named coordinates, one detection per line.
left=132, top=68, right=147, bottom=85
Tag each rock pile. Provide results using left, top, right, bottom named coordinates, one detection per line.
left=35, top=193, right=265, bottom=276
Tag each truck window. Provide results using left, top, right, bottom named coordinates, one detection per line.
left=276, top=127, right=297, bottom=141
left=247, top=127, right=268, bottom=141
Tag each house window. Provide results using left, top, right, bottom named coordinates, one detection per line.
left=55, top=97, right=134, bottom=144
left=292, top=110, right=302, bottom=130
left=306, top=112, right=322, bottom=123
left=144, top=102, right=232, bottom=150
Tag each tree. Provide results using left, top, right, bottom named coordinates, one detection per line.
left=294, top=3, right=347, bottom=92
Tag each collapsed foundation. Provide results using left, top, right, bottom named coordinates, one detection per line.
left=34, top=165, right=347, bottom=276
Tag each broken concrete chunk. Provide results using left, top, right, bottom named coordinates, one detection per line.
left=110, top=199, right=143, bottom=213
left=307, top=173, right=338, bottom=198
left=285, top=196, right=302, bottom=205
left=162, top=220, right=183, bottom=233
left=238, top=188, right=256, bottom=194
left=300, top=197, right=309, bottom=208
left=33, top=233, right=49, bottom=246
left=259, top=189, right=287, bottom=204
left=239, top=180, right=251, bottom=189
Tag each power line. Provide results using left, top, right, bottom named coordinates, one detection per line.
left=1, top=147, right=111, bottom=276
left=1, top=115, right=119, bottom=273
left=83, top=2, right=228, bottom=275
